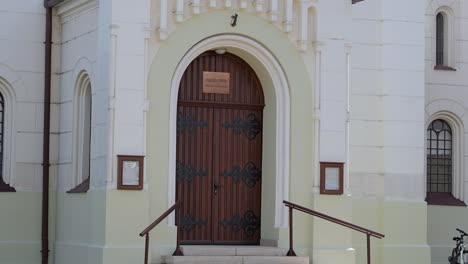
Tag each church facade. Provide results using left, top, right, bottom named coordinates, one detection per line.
left=0, top=0, right=467, bottom=264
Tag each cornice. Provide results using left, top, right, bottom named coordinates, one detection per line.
left=56, top=0, right=98, bottom=23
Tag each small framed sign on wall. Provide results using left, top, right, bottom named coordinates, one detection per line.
left=117, top=155, right=144, bottom=190
left=320, top=162, right=344, bottom=195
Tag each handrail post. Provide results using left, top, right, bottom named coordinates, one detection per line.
left=287, top=206, right=297, bottom=256
left=367, top=233, right=371, bottom=264
left=144, top=234, right=149, bottom=264
left=173, top=208, right=183, bottom=256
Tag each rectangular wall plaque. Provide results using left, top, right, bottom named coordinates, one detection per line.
left=203, top=71, right=230, bottom=94
left=320, top=162, right=344, bottom=195
left=117, top=155, right=144, bottom=190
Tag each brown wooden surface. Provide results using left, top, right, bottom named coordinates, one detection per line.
left=176, top=106, right=213, bottom=244
left=212, top=109, right=262, bottom=244
left=176, top=52, right=264, bottom=245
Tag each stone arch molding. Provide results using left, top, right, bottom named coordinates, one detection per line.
left=71, top=57, right=95, bottom=91
left=426, top=0, right=458, bottom=15
left=0, top=64, right=18, bottom=189
left=426, top=100, right=466, bottom=202
left=167, top=34, right=291, bottom=228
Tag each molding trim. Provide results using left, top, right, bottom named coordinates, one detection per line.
left=56, top=0, right=99, bottom=23
left=167, top=34, right=291, bottom=228
left=0, top=65, right=18, bottom=190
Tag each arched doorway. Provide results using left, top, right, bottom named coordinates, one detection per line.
left=176, top=51, right=264, bottom=245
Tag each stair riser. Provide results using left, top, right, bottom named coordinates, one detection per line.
left=180, top=246, right=286, bottom=256
left=164, top=256, right=309, bottom=264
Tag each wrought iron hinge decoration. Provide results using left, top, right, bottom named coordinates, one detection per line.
left=177, top=112, right=208, bottom=134
left=179, top=214, right=207, bottom=233
left=176, top=161, right=207, bottom=182
left=222, top=113, right=262, bottom=140
left=219, top=210, right=260, bottom=237
left=221, top=161, right=261, bottom=188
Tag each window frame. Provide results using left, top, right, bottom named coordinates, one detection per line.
left=425, top=115, right=465, bottom=206
left=436, top=13, right=445, bottom=66
left=433, top=7, right=456, bottom=71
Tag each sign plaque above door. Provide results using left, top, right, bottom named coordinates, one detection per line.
left=203, top=71, right=230, bottom=94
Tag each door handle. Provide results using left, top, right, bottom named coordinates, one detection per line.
left=214, top=183, right=223, bottom=195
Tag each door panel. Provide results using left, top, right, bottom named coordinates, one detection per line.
left=212, top=109, right=262, bottom=244
left=176, top=106, right=213, bottom=244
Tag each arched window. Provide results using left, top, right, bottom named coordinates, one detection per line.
left=0, top=92, right=14, bottom=192
left=427, top=119, right=452, bottom=193
left=68, top=73, right=92, bottom=193
left=426, top=119, right=465, bottom=205
left=436, top=13, right=445, bottom=66
left=433, top=8, right=456, bottom=70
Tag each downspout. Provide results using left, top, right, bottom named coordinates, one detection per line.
left=41, top=1, right=63, bottom=263
left=41, top=5, right=52, bottom=264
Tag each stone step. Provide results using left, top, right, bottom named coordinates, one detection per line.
left=164, top=256, right=310, bottom=264
left=180, top=246, right=287, bottom=256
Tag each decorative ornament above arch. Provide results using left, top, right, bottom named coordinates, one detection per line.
left=167, top=34, right=291, bottom=228
left=426, top=0, right=458, bottom=15
left=425, top=99, right=466, bottom=125
left=71, top=57, right=95, bottom=92
left=155, top=0, right=319, bottom=51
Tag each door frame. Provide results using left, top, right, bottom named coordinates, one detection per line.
left=167, top=34, right=291, bottom=229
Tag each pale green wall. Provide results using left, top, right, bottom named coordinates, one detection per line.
left=54, top=189, right=148, bottom=264
left=351, top=198, right=430, bottom=264
left=54, top=190, right=107, bottom=264
left=0, top=192, right=55, bottom=264
left=428, top=205, right=468, bottom=264
left=351, top=198, right=383, bottom=264
left=145, top=10, right=315, bottom=263
left=381, top=201, right=429, bottom=264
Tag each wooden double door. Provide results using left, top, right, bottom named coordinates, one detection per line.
left=176, top=52, right=264, bottom=245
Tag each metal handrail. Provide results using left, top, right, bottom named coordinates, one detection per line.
left=283, top=200, right=384, bottom=264
left=139, top=200, right=183, bottom=264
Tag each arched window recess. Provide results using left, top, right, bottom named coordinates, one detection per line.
left=0, top=92, right=14, bottom=192
left=68, top=72, right=92, bottom=193
left=434, top=8, right=456, bottom=71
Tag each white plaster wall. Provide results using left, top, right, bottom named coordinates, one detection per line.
left=54, top=0, right=117, bottom=192
left=0, top=1, right=59, bottom=192
left=350, top=0, right=384, bottom=198
left=381, top=0, right=426, bottom=202
left=56, top=0, right=99, bottom=192
left=425, top=1, right=468, bottom=263
left=108, top=0, right=151, bottom=189
left=316, top=0, right=351, bottom=165
left=351, top=0, right=426, bottom=201
left=425, top=0, right=468, bottom=173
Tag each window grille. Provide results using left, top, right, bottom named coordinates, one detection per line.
left=427, top=119, right=452, bottom=193
left=436, top=13, right=444, bottom=66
